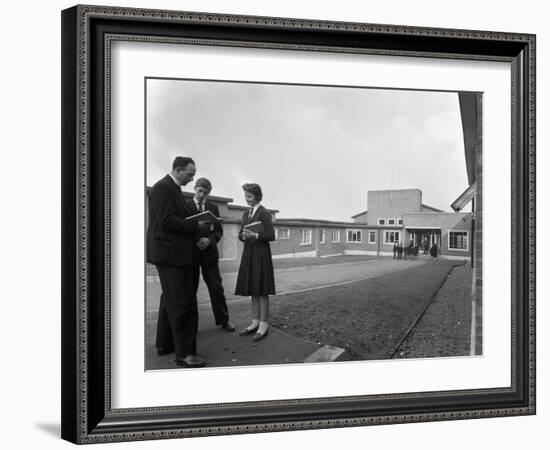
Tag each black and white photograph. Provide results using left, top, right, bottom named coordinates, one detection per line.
left=145, top=78, right=482, bottom=370
left=54, top=2, right=537, bottom=446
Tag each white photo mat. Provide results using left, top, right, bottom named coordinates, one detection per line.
left=111, top=41, right=511, bottom=409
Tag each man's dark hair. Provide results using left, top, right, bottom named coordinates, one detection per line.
left=242, top=183, right=263, bottom=202
left=195, top=177, right=212, bottom=191
left=172, top=156, right=195, bottom=170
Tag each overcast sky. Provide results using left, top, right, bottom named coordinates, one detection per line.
left=146, top=78, right=470, bottom=222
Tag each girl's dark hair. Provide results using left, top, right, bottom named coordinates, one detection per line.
left=242, top=183, right=263, bottom=202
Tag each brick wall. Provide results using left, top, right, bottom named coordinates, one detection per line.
left=318, top=228, right=347, bottom=256
left=341, top=227, right=379, bottom=255
left=403, top=212, right=472, bottom=258
left=473, top=93, right=483, bottom=355
left=376, top=228, right=405, bottom=255
left=352, top=211, right=368, bottom=223
left=367, top=189, right=422, bottom=224
left=271, top=226, right=318, bottom=258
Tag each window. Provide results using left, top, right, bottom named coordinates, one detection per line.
left=300, top=229, right=312, bottom=245
left=397, top=218, right=403, bottom=225
left=346, top=229, right=363, bottom=243
left=384, top=231, right=400, bottom=244
left=275, top=228, right=289, bottom=240
left=368, top=231, right=376, bottom=244
left=378, top=218, right=386, bottom=225
left=319, top=229, right=326, bottom=244
left=331, top=229, right=340, bottom=243
left=449, top=231, right=469, bottom=250
left=388, top=218, right=396, bottom=226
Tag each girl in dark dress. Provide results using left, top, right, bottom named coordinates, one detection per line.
left=235, top=183, right=276, bottom=341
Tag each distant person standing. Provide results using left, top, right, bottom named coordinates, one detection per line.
left=188, top=177, right=235, bottom=332
left=235, top=183, right=276, bottom=342
left=430, top=242, right=438, bottom=263
left=405, top=239, right=414, bottom=261
left=393, top=242, right=398, bottom=259
left=397, top=242, right=403, bottom=260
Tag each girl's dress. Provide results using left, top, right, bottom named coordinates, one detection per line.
left=234, top=205, right=276, bottom=296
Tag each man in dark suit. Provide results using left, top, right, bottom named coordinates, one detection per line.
left=189, top=178, right=235, bottom=332
left=147, top=156, right=207, bottom=368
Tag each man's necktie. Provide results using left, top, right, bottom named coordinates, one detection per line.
left=199, top=202, right=204, bottom=213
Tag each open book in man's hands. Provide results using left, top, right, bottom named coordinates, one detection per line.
left=184, top=210, right=221, bottom=224
left=243, top=221, right=263, bottom=233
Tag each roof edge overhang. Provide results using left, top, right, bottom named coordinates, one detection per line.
left=451, top=182, right=477, bottom=212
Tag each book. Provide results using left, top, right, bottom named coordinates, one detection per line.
left=184, top=210, right=221, bottom=224
left=243, top=221, right=263, bottom=233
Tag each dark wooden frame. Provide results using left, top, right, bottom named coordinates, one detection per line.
left=61, top=4, right=536, bottom=444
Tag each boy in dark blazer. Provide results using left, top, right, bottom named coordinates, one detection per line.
left=189, top=178, right=235, bottom=332
left=147, top=156, right=207, bottom=368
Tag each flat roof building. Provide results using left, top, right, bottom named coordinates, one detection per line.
left=146, top=187, right=473, bottom=262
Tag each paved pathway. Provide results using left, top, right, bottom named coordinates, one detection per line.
left=146, top=306, right=327, bottom=370
left=146, top=257, right=429, bottom=313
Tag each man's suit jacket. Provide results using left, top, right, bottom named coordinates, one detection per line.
left=188, top=199, right=223, bottom=266
left=147, top=175, right=198, bottom=267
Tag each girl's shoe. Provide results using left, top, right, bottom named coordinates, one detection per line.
left=239, top=327, right=257, bottom=336
left=253, top=328, right=269, bottom=341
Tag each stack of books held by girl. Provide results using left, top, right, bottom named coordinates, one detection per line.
left=243, top=221, right=263, bottom=233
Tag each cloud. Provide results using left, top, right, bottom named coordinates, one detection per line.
left=146, top=80, right=469, bottom=220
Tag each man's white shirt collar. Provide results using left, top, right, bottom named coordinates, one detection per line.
left=168, top=173, right=179, bottom=186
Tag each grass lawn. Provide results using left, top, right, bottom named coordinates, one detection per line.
left=394, top=263, right=473, bottom=358
left=270, top=259, right=466, bottom=360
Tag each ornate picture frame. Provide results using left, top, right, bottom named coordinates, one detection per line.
left=61, top=4, right=535, bottom=444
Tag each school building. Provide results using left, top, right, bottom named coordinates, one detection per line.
left=146, top=188, right=473, bottom=262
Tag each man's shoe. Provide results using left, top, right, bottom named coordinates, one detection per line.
left=220, top=321, right=236, bottom=332
left=157, top=346, right=174, bottom=356
left=176, top=354, right=206, bottom=368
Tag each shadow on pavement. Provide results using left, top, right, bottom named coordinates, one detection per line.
left=145, top=302, right=347, bottom=370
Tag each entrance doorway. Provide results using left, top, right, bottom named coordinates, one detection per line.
left=407, top=229, right=441, bottom=254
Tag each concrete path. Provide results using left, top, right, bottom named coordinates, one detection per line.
left=146, top=257, right=429, bottom=313
left=146, top=305, right=325, bottom=370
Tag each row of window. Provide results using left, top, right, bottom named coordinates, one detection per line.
left=347, top=230, right=400, bottom=245
left=377, top=218, right=403, bottom=226
left=275, top=227, right=469, bottom=250
left=285, top=228, right=341, bottom=245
